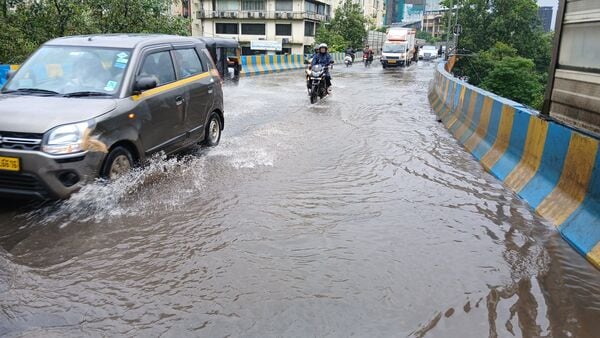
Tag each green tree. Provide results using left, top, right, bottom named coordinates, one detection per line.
left=315, top=0, right=367, bottom=50
left=315, top=26, right=347, bottom=52
left=0, top=0, right=190, bottom=64
left=481, top=56, right=544, bottom=109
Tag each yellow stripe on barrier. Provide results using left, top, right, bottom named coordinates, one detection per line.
left=256, top=55, right=265, bottom=74
left=504, top=117, right=549, bottom=192
left=447, top=86, right=468, bottom=129
left=132, top=72, right=210, bottom=101
left=481, top=105, right=516, bottom=170
left=464, top=96, right=493, bottom=152
left=589, top=243, right=600, bottom=267
left=536, top=133, right=598, bottom=226
left=454, top=91, right=478, bottom=140
left=10, top=65, right=19, bottom=71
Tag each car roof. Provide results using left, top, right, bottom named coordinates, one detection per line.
left=44, top=34, right=202, bottom=49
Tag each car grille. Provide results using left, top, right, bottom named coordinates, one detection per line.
left=0, top=171, right=47, bottom=193
left=386, top=56, right=400, bottom=60
left=0, top=131, right=43, bottom=151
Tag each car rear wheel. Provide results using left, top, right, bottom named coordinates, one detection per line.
left=101, top=146, right=134, bottom=180
left=204, top=112, right=222, bottom=146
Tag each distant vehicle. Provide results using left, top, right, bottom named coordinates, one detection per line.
left=419, top=45, right=438, bottom=60
left=380, top=27, right=416, bottom=68
left=0, top=34, right=224, bottom=199
left=344, top=54, right=353, bottom=67
left=198, top=37, right=241, bottom=84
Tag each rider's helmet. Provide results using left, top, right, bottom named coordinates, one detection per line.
left=318, top=43, right=328, bottom=52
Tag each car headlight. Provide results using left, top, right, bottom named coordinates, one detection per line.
left=381, top=56, right=387, bottom=60
left=43, top=121, right=91, bottom=154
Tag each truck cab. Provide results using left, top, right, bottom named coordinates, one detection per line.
left=380, top=27, right=416, bottom=68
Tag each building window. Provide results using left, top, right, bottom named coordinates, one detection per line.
left=216, top=0, right=239, bottom=11
left=275, top=0, right=293, bottom=11
left=305, top=1, right=317, bottom=14
left=242, top=23, right=266, bottom=35
left=276, top=24, right=292, bottom=36
left=304, top=21, right=315, bottom=36
left=242, top=0, right=265, bottom=11
left=559, top=22, right=600, bottom=72
left=216, top=23, right=239, bottom=34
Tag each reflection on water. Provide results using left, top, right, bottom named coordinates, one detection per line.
left=0, top=63, right=599, bottom=337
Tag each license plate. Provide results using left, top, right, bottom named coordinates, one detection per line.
left=388, top=60, right=397, bottom=64
left=0, top=156, right=20, bottom=172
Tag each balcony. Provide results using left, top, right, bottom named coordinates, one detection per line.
left=196, top=10, right=330, bottom=22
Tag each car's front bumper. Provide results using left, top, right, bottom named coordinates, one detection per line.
left=0, top=149, right=104, bottom=199
left=381, top=60, right=404, bottom=67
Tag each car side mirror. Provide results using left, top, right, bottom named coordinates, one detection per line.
left=133, top=76, right=157, bottom=94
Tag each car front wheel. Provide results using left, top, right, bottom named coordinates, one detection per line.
left=101, top=146, right=134, bottom=180
left=203, top=112, right=222, bottom=146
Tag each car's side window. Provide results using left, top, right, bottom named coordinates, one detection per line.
left=139, top=51, right=176, bottom=86
left=200, top=50, right=216, bottom=72
left=173, top=49, right=204, bottom=79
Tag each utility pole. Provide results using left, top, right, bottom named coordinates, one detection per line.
left=445, top=0, right=454, bottom=59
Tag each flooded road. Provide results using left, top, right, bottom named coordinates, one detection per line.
left=1, top=62, right=600, bottom=337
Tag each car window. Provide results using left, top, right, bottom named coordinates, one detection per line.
left=139, top=51, right=176, bottom=86
left=3, top=46, right=131, bottom=96
left=200, top=49, right=216, bottom=72
left=173, top=49, right=204, bottom=79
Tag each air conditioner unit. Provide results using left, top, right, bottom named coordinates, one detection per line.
left=275, top=12, right=282, bottom=19
left=219, top=11, right=226, bottom=18
left=230, top=11, right=237, bottom=18
left=286, top=12, right=293, bottom=19
left=258, top=12, right=265, bottom=18
left=247, top=12, right=254, bottom=18
left=282, top=38, right=290, bottom=44
left=196, top=11, right=203, bottom=19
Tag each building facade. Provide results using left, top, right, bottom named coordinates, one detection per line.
left=331, top=0, right=385, bottom=27
left=421, top=9, right=445, bottom=38
left=173, top=0, right=333, bottom=55
left=538, top=6, right=553, bottom=32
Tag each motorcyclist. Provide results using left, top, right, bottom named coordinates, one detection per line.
left=363, top=45, right=374, bottom=64
left=311, top=43, right=333, bottom=90
left=345, top=46, right=355, bottom=62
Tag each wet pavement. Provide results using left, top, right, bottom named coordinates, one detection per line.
left=1, top=61, right=600, bottom=337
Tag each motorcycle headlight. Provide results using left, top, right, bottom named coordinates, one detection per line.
left=43, top=121, right=91, bottom=154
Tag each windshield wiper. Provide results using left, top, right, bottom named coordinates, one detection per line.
left=63, top=91, right=112, bottom=97
left=2, top=88, right=60, bottom=95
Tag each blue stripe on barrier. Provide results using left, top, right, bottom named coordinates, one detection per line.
left=559, top=151, right=600, bottom=254
left=491, top=110, right=531, bottom=180
left=459, top=93, right=485, bottom=144
left=519, top=123, right=572, bottom=208
left=450, top=88, right=473, bottom=134
left=472, top=100, right=503, bottom=159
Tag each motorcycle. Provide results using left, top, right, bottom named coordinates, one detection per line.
left=306, top=64, right=330, bottom=104
left=344, top=54, right=353, bottom=67
left=363, top=54, right=373, bottom=67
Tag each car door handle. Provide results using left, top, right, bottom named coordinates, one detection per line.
left=175, top=96, right=185, bottom=106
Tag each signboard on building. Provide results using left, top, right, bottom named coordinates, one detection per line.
left=250, top=40, right=282, bottom=51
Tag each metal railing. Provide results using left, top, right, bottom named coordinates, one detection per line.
left=196, top=10, right=329, bottom=22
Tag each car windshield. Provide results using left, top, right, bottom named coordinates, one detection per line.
left=423, top=46, right=437, bottom=51
left=383, top=44, right=406, bottom=53
left=2, top=45, right=132, bottom=97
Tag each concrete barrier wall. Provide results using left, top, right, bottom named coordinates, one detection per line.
left=429, top=63, right=600, bottom=269
left=240, top=52, right=361, bottom=77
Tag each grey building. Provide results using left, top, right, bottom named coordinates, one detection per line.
left=538, top=6, right=553, bottom=32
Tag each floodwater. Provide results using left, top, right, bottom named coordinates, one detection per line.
left=1, top=61, right=599, bottom=337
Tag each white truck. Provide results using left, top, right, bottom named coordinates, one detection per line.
left=380, top=27, right=416, bottom=68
